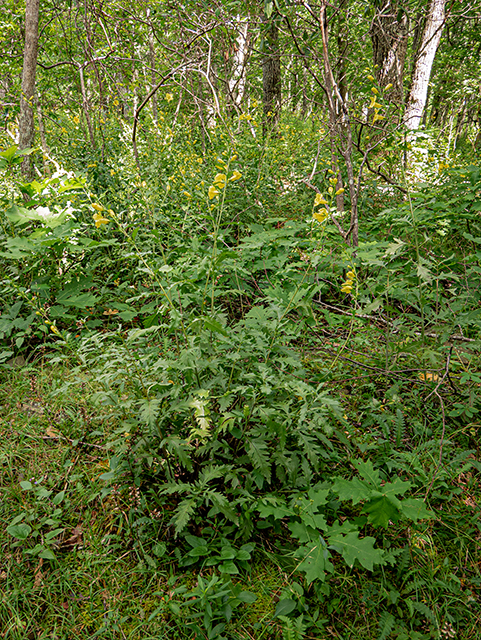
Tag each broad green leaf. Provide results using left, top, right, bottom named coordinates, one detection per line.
left=57, top=293, right=98, bottom=308
left=275, top=599, right=297, bottom=617
left=52, top=490, right=65, bottom=505
left=7, top=523, right=31, bottom=540
left=39, top=548, right=56, bottom=560
left=218, top=561, right=238, bottom=574
left=237, top=591, right=257, bottom=604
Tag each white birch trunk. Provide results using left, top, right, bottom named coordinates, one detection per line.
left=228, top=17, right=249, bottom=109
left=404, top=0, right=446, bottom=130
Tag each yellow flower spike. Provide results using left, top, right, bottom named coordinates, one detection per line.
left=230, top=170, right=242, bottom=181
left=335, top=188, right=345, bottom=195
left=314, top=193, right=328, bottom=206
left=371, top=87, right=379, bottom=94
left=92, top=203, right=104, bottom=212
left=213, top=173, right=227, bottom=188
left=208, top=185, right=219, bottom=199
left=93, top=212, right=109, bottom=228
left=313, top=208, right=329, bottom=222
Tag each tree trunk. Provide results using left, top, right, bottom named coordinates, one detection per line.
left=262, top=12, right=281, bottom=137
left=18, top=0, right=40, bottom=180
left=370, top=0, right=408, bottom=105
left=404, top=0, right=446, bottom=130
left=228, top=18, right=250, bottom=112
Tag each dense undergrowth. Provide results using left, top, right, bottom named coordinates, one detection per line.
left=1, top=111, right=481, bottom=639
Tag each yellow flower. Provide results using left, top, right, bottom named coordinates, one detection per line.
left=385, top=83, right=393, bottom=91
left=371, top=87, right=379, bottom=94
left=328, top=186, right=333, bottom=195
left=313, top=208, right=329, bottom=222
left=165, top=93, right=173, bottom=102
left=213, top=173, right=227, bottom=188
left=208, top=185, right=219, bottom=199
left=341, top=284, right=353, bottom=294
left=367, top=75, right=375, bottom=81
left=372, top=112, right=385, bottom=124
left=369, top=96, right=377, bottom=109
left=50, top=324, right=60, bottom=335
left=230, top=170, right=242, bottom=181
left=314, top=193, right=328, bottom=206
left=346, top=270, right=356, bottom=279
left=335, top=188, right=345, bottom=195
left=113, top=99, right=119, bottom=106
left=93, top=212, right=109, bottom=228
left=91, top=203, right=104, bottom=212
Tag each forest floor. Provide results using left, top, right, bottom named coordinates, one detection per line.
left=1, top=324, right=480, bottom=640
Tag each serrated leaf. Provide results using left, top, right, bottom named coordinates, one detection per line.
left=354, top=459, right=381, bottom=489
left=331, top=477, right=371, bottom=504
left=328, top=530, right=384, bottom=571
left=363, top=495, right=400, bottom=527
left=296, top=538, right=333, bottom=584
left=139, top=398, right=161, bottom=427
left=170, top=498, right=196, bottom=536
left=400, top=498, right=434, bottom=522
left=417, top=263, right=432, bottom=283
left=247, top=438, right=271, bottom=480
left=257, top=498, right=292, bottom=520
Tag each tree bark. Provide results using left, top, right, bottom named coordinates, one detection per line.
left=262, top=12, right=281, bottom=137
left=18, top=0, right=40, bottom=180
left=370, top=0, right=408, bottom=105
left=404, top=0, right=446, bottom=130
left=228, top=18, right=250, bottom=112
